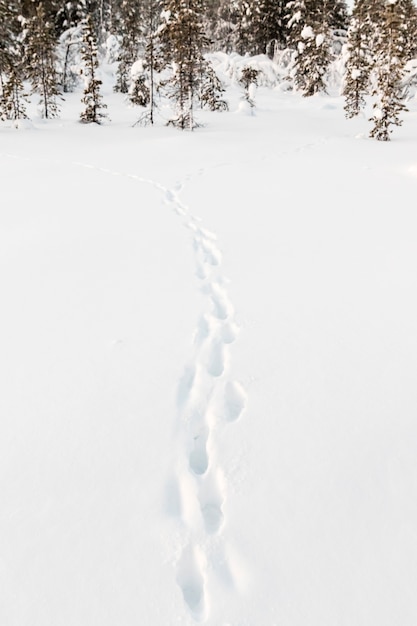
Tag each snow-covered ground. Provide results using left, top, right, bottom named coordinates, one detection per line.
left=1, top=66, right=417, bottom=626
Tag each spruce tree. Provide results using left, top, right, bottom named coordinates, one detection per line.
left=251, top=0, right=289, bottom=56
left=289, top=0, right=334, bottom=96
left=131, top=0, right=162, bottom=126
left=114, top=0, right=142, bottom=93
left=58, top=23, right=83, bottom=93
left=229, top=0, right=256, bottom=55
left=200, top=65, right=228, bottom=111
left=0, top=63, right=29, bottom=124
left=159, top=0, right=224, bottom=129
left=342, top=0, right=374, bottom=118
left=24, top=2, right=61, bottom=118
left=0, top=0, right=16, bottom=75
left=79, top=14, right=107, bottom=123
left=239, top=65, right=259, bottom=110
left=369, top=0, right=408, bottom=141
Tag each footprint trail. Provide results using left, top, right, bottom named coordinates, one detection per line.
left=163, top=174, right=248, bottom=622
left=2, top=151, right=247, bottom=623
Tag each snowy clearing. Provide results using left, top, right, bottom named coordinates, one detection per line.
left=1, top=76, right=417, bottom=626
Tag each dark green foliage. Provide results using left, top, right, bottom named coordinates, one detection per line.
left=58, top=24, right=83, bottom=93
left=79, top=14, right=107, bottom=123
left=369, top=0, right=408, bottom=141
left=342, top=0, right=374, bottom=118
left=0, top=63, right=29, bottom=123
left=130, top=0, right=162, bottom=126
left=251, top=0, right=289, bottom=56
left=0, top=0, right=17, bottom=74
left=114, top=0, right=142, bottom=93
left=159, top=0, right=222, bottom=130
left=24, top=2, right=62, bottom=118
left=289, top=1, right=334, bottom=96
left=129, top=67, right=150, bottom=107
left=239, top=65, right=259, bottom=108
left=200, top=65, right=228, bottom=111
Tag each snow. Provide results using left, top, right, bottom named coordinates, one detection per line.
left=1, top=65, right=417, bottom=626
left=301, top=25, right=315, bottom=39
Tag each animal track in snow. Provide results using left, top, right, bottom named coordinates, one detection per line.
left=221, top=319, right=240, bottom=344
left=207, top=339, right=226, bottom=378
left=194, top=234, right=222, bottom=266
left=198, top=470, right=226, bottom=535
left=210, top=282, right=234, bottom=320
left=176, top=365, right=199, bottom=410
left=224, top=381, right=247, bottom=423
left=176, top=545, right=207, bottom=622
left=189, top=426, right=210, bottom=476
left=63, top=159, right=246, bottom=622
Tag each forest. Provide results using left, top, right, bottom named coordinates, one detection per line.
left=1, top=0, right=417, bottom=139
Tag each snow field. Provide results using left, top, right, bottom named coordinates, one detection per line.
left=1, top=75, right=417, bottom=625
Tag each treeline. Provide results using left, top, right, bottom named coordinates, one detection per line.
left=1, top=0, right=417, bottom=139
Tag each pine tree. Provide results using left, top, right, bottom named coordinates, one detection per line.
left=342, top=0, right=374, bottom=118
left=79, top=14, right=107, bottom=123
left=131, top=0, right=162, bottom=126
left=369, top=0, right=408, bottom=140
left=0, top=62, right=29, bottom=124
left=229, top=0, right=256, bottom=55
left=200, top=65, right=228, bottom=111
left=289, top=0, right=334, bottom=96
left=0, top=0, right=16, bottom=75
left=159, top=0, right=223, bottom=130
left=24, top=2, right=62, bottom=118
left=114, top=0, right=142, bottom=93
left=239, top=65, right=259, bottom=110
left=251, top=0, right=289, bottom=56
left=58, top=23, right=83, bottom=93
left=205, top=0, right=235, bottom=51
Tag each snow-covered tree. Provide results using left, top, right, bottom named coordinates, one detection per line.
left=229, top=0, right=256, bottom=55
left=79, top=14, right=107, bottom=123
left=0, top=0, right=16, bottom=75
left=129, top=60, right=150, bottom=107
left=291, top=17, right=334, bottom=96
left=239, top=65, right=259, bottom=110
left=251, top=0, right=289, bottom=56
left=24, top=2, right=62, bottom=118
left=342, top=0, right=374, bottom=117
left=0, top=63, right=29, bottom=124
left=200, top=65, right=228, bottom=111
left=159, top=0, right=223, bottom=129
left=130, top=0, right=162, bottom=126
left=114, top=0, right=142, bottom=93
left=58, top=24, right=83, bottom=92
left=369, top=0, right=409, bottom=140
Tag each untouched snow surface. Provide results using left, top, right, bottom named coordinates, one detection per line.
left=1, top=77, right=417, bottom=626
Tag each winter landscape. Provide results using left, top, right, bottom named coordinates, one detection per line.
left=2, top=1, right=417, bottom=625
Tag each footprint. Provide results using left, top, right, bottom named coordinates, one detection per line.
left=207, top=340, right=225, bottom=378
left=224, top=381, right=247, bottom=422
left=210, top=283, right=233, bottom=320
left=198, top=236, right=222, bottom=266
left=221, top=319, right=240, bottom=344
left=194, top=315, right=211, bottom=346
left=177, top=545, right=207, bottom=621
left=197, top=227, right=217, bottom=241
left=195, top=258, right=209, bottom=280
left=189, top=428, right=209, bottom=475
left=199, top=471, right=225, bottom=535
left=176, top=365, right=198, bottom=409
